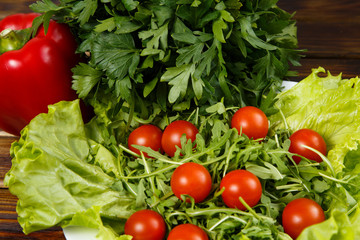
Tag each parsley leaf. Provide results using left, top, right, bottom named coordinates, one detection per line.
left=72, top=0, right=97, bottom=25
left=91, top=33, right=140, bottom=82
left=72, top=63, right=102, bottom=98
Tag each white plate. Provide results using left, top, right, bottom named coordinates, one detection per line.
left=63, top=226, right=98, bottom=240
left=282, top=80, right=297, bottom=91
left=63, top=80, right=298, bottom=240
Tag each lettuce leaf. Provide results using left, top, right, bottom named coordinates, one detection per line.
left=297, top=207, right=360, bottom=240
left=63, top=206, right=132, bottom=240
left=269, top=67, right=360, bottom=172
left=4, top=100, right=136, bottom=235
left=270, top=67, right=360, bottom=239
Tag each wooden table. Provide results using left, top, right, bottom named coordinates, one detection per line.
left=1, top=0, right=360, bottom=239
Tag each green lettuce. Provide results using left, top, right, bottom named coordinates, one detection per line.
left=297, top=207, right=360, bottom=240
left=269, top=67, right=360, bottom=173
left=63, top=206, right=132, bottom=240
left=4, top=100, right=136, bottom=236
left=270, top=67, right=360, bottom=239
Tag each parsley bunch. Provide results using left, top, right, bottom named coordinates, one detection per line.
left=31, top=0, right=301, bottom=121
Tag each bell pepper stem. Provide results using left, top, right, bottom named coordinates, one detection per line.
left=0, top=29, right=29, bottom=55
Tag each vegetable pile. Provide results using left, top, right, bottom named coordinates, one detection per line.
left=4, top=68, right=360, bottom=239
left=2, top=0, right=360, bottom=239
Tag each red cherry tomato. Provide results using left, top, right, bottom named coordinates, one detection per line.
left=171, top=162, right=212, bottom=203
left=167, top=224, right=209, bottom=240
left=231, top=106, right=269, bottom=140
left=128, top=124, right=163, bottom=158
left=288, top=129, right=327, bottom=164
left=282, top=198, right=325, bottom=239
left=124, top=209, right=166, bottom=240
left=220, top=170, right=262, bottom=210
left=161, top=120, right=198, bottom=157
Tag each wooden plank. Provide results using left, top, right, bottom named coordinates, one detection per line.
left=278, top=0, right=360, bottom=23
left=0, top=0, right=35, bottom=18
left=297, top=22, right=360, bottom=58
left=278, top=1, right=360, bottom=59
left=0, top=0, right=359, bottom=239
left=0, top=224, right=65, bottom=240
left=290, top=58, right=360, bottom=81
left=0, top=136, right=17, bottom=188
left=0, top=189, right=17, bottom=220
left=0, top=189, right=65, bottom=239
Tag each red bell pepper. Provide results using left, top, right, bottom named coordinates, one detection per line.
left=0, top=13, right=81, bottom=136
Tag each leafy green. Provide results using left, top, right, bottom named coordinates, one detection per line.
left=5, top=95, right=360, bottom=239
left=63, top=206, right=132, bottom=240
left=30, top=0, right=302, bottom=128
left=5, top=101, right=136, bottom=234
left=269, top=67, right=360, bottom=173
left=6, top=0, right=360, bottom=239
left=298, top=207, right=360, bottom=239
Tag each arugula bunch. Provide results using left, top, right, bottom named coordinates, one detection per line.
left=5, top=99, right=359, bottom=239
left=30, top=0, right=301, bottom=122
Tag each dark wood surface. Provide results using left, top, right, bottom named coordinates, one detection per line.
left=1, top=0, right=360, bottom=239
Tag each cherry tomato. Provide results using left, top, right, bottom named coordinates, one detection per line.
left=282, top=198, right=325, bottom=239
left=128, top=124, right=163, bottom=158
left=231, top=106, right=269, bottom=140
left=124, top=209, right=166, bottom=240
left=167, top=223, right=209, bottom=240
left=171, top=162, right=212, bottom=203
left=161, top=120, right=198, bottom=157
left=220, top=170, right=262, bottom=210
left=288, top=128, right=327, bottom=164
